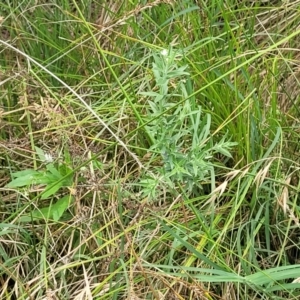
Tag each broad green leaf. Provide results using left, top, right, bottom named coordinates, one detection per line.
left=10, top=169, right=40, bottom=178
left=18, top=206, right=53, bottom=222
left=52, top=195, right=72, bottom=222
left=6, top=173, right=41, bottom=188
left=18, top=196, right=73, bottom=222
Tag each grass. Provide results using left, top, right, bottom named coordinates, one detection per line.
left=1, top=0, right=300, bottom=299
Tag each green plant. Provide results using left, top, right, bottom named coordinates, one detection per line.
left=5, top=147, right=74, bottom=222
left=140, top=47, right=237, bottom=198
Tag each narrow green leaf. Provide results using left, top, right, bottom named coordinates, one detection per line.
left=41, top=181, right=64, bottom=199
left=246, top=265, right=300, bottom=286
left=158, top=218, right=227, bottom=271
left=139, top=91, right=162, bottom=97
left=35, top=146, right=46, bottom=162
left=46, top=164, right=62, bottom=179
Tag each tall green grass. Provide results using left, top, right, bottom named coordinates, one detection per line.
left=0, top=0, right=300, bottom=299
